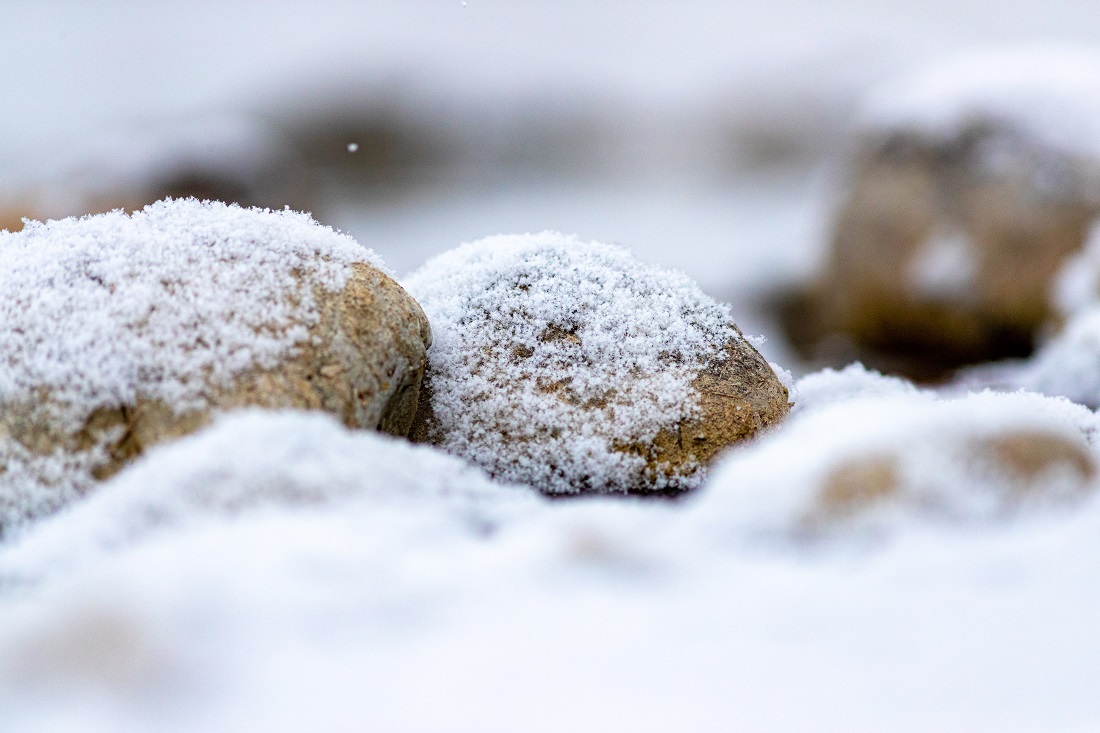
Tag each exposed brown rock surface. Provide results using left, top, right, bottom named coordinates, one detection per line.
left=787, top=126, right=1100, bottom=379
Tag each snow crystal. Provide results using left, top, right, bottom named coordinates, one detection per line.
left=695, top=390, right=1098, bottom=540
left=402, top=231, right=741, bottom=493
left=0, top=198, right=381, bottom=527
left=858, top=47, right=1100, bottom=167
left=0, top=410, right=531, bottom=587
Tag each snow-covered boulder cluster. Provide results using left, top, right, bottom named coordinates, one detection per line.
left=0, top=199, right=430, bottom=532
left=798, top=48, right=1100, bottom=376
left=404, top=232, right=790, bottom=494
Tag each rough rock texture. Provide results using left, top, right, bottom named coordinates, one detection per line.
left=0, top=200, right=430, bottom=532
left=785, top=51, right=1100, bottom=379
left=405, top=232, right=789, bottom=495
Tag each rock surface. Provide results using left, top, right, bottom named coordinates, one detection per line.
left=0, top=199, right=430, bottom=531
left=789, top=49, right=1100, bottom=378
left=404, top=232, right=789, bottom=494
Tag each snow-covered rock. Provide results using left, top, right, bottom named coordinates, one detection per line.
left=403, top=232, right=789, bottom=494
left=0, top=199, right=430, bottom=532
left=801, top=47, right=1100, bottom=376
left=695, top=389, right=1098, bottom=539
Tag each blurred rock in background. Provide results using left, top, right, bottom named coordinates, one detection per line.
left=781, top=49, right=1100, bottom=380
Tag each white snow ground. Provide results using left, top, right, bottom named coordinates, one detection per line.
left=0, top=405, right=1099, bottom=732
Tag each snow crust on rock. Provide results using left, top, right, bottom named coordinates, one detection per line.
left=0, top=198, right=378, bottom=428
left=403, top=231, right=739, bottom=493
left=857, top=47, right=1100, bottom=184
left=696, top=390, right=1098, bottom=539
left=0, top=410, right=531, bottom=587
left=0, top=198, right=381, bottom=530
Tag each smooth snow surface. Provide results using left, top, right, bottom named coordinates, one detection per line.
left=1, top=406, right=1099, bottom=732
left=403, top=232, right=741, bottom=493
left=0, top=199, right=378, bottom=527
left=859, top=47, right=1100, bottom=163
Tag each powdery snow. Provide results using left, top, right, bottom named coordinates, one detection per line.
left=789, top=362, right=923, bottom=415
left=0, top=198, right=380, bottom=528
left=1052, top=219, right=1100, bottom=318
left=989, top=224, right=1100, bottom=406
left=403, top=231, right=742, bottom=493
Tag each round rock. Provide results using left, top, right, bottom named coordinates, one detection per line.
left=793, top=49, right=1100, bottom=377
left=0, top=198, right=430, bottom=531
left=403, top=232, right=790, bottom=495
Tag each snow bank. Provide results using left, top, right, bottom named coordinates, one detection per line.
left=858, top=46, right=1100, bottom=166
left=403, top=231, right=742, bottom=493
left=0, top=398, right=1099, bottom=731
left=695, top=389, right=1098, bottom=540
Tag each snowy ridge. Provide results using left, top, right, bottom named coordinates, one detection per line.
left=403, top=232, right=740, bottom=493
left=0, top=198, right=378, bottom=429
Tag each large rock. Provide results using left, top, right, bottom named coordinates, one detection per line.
left=0, top=199, right=430, bottom=531
left=792, top=49, right=1100, bottom=377
left=404, top=232, right=790, bottom=495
